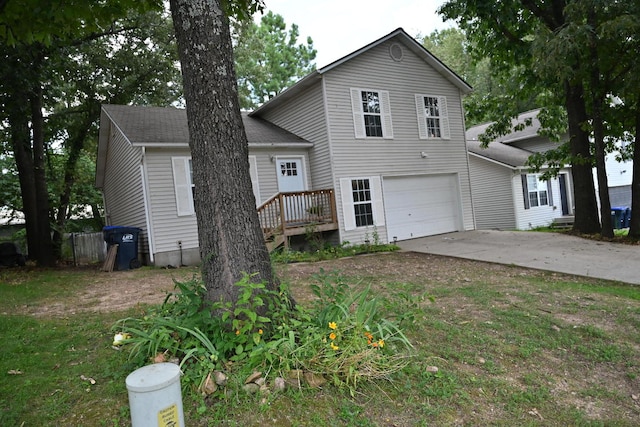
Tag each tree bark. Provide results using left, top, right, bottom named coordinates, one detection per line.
left=564, top=81, right=601, bottom=234
left=8, top=93, right=38, bottom=261
left=170, top=0, right=279, bottom=308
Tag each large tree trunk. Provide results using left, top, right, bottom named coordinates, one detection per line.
left=170, top=0, right=278, bottom=307
left=628, top=111, right=640, bottom=239
left=564, top=81, right=601, bottom=234
left=8, top=95, right=38, bottom=261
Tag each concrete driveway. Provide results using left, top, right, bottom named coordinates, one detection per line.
left=398, top=230, right=640, bottom=285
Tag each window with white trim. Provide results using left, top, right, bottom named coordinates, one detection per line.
left=352, top=179, right=374, bottom=227
left=172, top=156, right=195, bottom=216
left=415, top=94, right=450, bottom=139
left=350, top=88, right=393, bottom=139
left=339, top=176, right=385, bottom=231
left=522, top=174, right=551, bottom=209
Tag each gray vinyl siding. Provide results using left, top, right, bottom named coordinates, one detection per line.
left=321, top=40, right=474, bottom=243
left=145, top=149, right=311, bottom=263
left=102, top=125, right=149, bottom=256
left=468, top=156, right=517, bottom=230
left=144, top=149, right=199, bottom=258
left=258, top=84, right=332, bottom=189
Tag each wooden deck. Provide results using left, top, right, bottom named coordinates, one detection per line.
left=257, top=189, right=339, bottom=250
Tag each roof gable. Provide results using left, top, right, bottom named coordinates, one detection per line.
left=251, top=27, right=472, bottom=117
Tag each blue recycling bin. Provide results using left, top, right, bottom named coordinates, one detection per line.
left=610, top=207, right=627, bottom=230
left=103, top=226, right=141, bottom=270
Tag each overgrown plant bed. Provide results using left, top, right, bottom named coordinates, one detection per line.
left=1, top=252, right=640, bottom=426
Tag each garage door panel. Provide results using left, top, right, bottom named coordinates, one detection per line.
left=383, top=174, right=460, bottom=241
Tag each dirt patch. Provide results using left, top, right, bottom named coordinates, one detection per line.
left=22, top=266, right=201, bottom=317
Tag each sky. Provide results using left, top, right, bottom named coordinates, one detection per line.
left=257, top=0, right=455, bottom=68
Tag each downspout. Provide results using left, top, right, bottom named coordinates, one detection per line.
left=140, top=147, right=155, bottom=264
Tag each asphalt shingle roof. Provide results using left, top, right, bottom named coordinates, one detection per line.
left=101, top=104, right=308, bottom=145
left=465, top=109, right=542, bottom=168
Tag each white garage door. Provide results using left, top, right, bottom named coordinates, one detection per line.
left=383, top=174, right=460, bottom=241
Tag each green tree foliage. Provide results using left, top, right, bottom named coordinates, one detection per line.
left=0, top=6, right=182, bottom=264
left=439, top=0, right=603, bottom=234
left=422, top=28, right=539, bottom=127
left=232, top=11, right=316, bottom=109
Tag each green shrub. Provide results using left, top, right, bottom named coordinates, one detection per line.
left=113, top=270, right=413, bottom=398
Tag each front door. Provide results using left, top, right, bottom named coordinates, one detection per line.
left=276, top=157, right=306, bottom=222
left=276, top=158, right=305, bottom=193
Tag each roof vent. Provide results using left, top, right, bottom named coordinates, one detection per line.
left=389, top=43, right=404, bottom=62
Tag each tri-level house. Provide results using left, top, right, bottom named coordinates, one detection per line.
left=96, top=28, right=476, bottom=267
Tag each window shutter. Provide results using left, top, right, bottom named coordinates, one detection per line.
left=547, top=179, right=553, bottom=206
left=438, top=96, right=450, bottom=140
left=370, top=176, right=386, bottom=226
left=172, top=157, right=194, bottom=216
left=248, top=155, right=260, bottom=206
left=380, top=90, right=393, bottom=139
left=415, top=95, right=428, bottom=139
left=350, top=88, right=366, bottom=139
left=521, top=174, right=530, bottom=210
left=340, top=178, right=356, bottom=231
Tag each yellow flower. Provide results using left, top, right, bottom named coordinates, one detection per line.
left=235, top=330, right=240, bottom=335
left=329, top=332, right=337, bottom=340
left=258, top=329, right=263, bottom=335
left=330, top=342, right=339, bottom=350
left=378, top=340, right=385, bottom=348
left=328, top=322, right=337, bottom=330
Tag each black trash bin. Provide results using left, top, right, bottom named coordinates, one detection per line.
left=623, top=208, right=631, bottom=229
left=610, top=207, right=627, bottom=230
left=103, top=226, right=142, bottom=270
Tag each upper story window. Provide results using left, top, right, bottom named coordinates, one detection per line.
left=350, top=88, right=393, bottom=139
left=522, top=174, right=553, bottom=209
left=415, top=95, right=450, bottom=140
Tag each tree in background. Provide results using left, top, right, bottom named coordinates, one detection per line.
left=422, top=27, right=538, bottom=128
left=232, top=11, right=316, bottom=109
left=439, top=0, right=603, bottom=235
left=0, top=2, right=182, bottom=264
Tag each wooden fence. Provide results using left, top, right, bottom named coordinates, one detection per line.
left=63, top=232, right=106, bottom=265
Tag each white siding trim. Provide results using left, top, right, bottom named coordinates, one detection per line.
left=350, top=88, right=366, bottom=139
left=171, top=156, right=194, bottom=216
left=340, top=178, right=356, bottom=231
left=140, top=150, right=155, bottom=263
left=370, top=176, right=385, bottom=226
left=379, top=90, right=394, bottom=139
left=248, top=155, right=260, bottom=206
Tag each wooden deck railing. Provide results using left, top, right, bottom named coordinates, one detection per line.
left=257, top=188, right=338, bottom=245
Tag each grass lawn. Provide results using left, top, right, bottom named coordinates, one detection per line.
left=1, top=252, right=640, bottom=426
